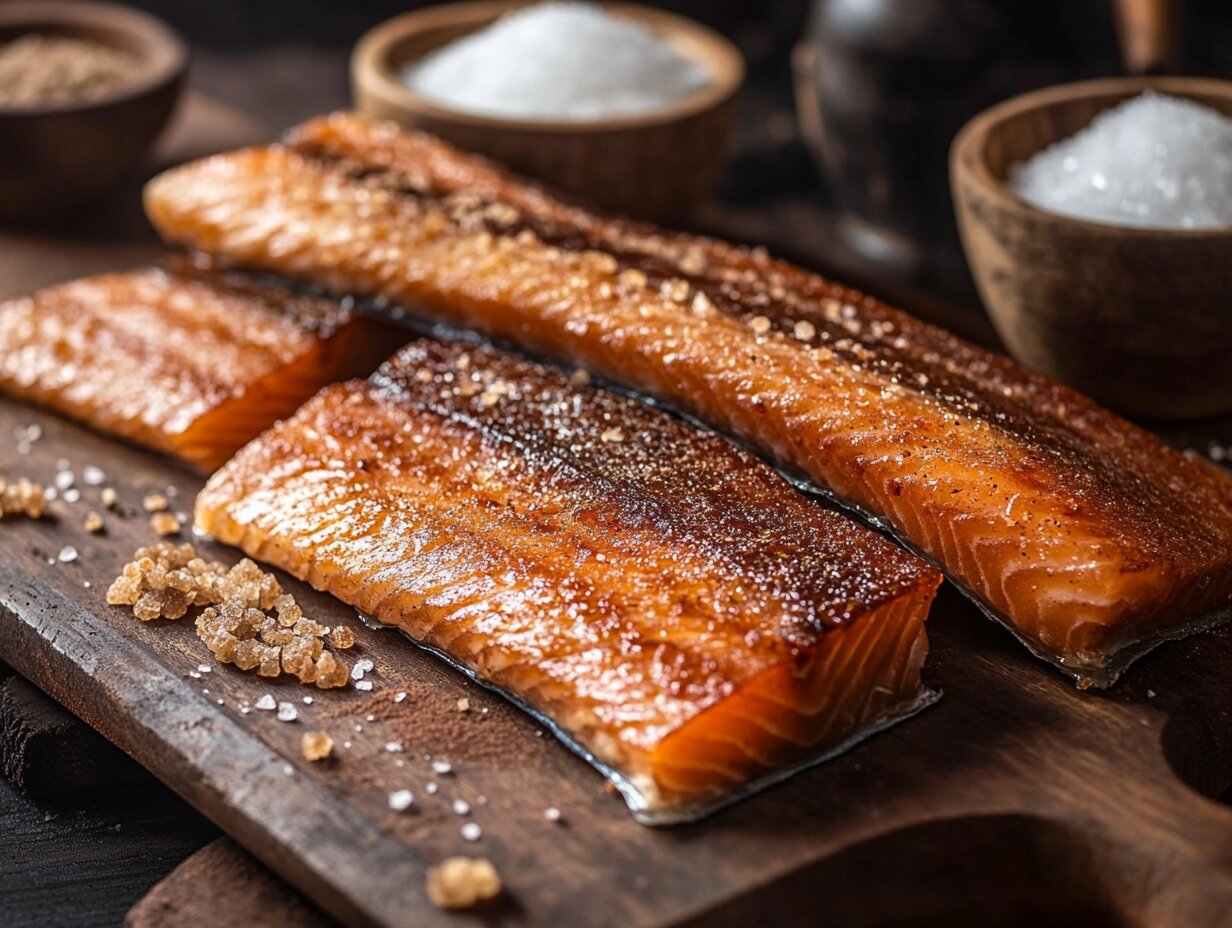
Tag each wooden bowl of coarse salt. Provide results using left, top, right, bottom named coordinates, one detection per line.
left=952, top=77, right=1232, bottom=420
left=351, top=1, right=744, bottom=221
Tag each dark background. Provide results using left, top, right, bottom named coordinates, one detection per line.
left=6, top=2, right=1232, bottom=925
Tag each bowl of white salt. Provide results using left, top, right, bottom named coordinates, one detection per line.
left=952, top=77, right=1232, bottom=420
left=351, top=1, right=743, bottom=221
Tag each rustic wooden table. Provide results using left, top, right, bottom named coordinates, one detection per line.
left=3, top=5, right=1232, bottom=926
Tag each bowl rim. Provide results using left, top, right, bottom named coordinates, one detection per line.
left=0, top=0, right=188, bottom=117
left=351, top=0, right=745, bottom=134
left=951, top=74, right=1232, bottom=240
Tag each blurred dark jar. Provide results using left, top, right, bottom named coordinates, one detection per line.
left=794, top=0, right=1120, bottom=281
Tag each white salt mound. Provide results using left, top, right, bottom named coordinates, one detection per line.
left=1009, top=91, right=1232, bottom=229
left=402, top=2, right=712, bottom=121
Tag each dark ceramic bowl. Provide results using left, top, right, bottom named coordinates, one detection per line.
left=0, top=1, right=187, bottom=225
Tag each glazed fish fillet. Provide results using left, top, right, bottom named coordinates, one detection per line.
left=0, top=260, right=394, bottom=470
left=147, top=113, right=1232, bottom=685
left=196, top=339, right=940, bottom=821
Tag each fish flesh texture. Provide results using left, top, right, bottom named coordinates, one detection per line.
left=0, top=259, right=395, bottom=470
left=146, top=113, right=1232, bottom=685
left=196, top=338, right=940, bottom=821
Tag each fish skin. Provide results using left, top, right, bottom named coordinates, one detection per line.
left=0, top=258, right=396, bottom=470
left=196, top=338, right=939, bottom=815
left=146, top=113, right=1232, bottom=683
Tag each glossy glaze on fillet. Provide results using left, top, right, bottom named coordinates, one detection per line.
left=196, top=339, right=940, bottom=820
left=147, top=114, right=1232, bottom=684
left=0, top=260, right=395, bottom=470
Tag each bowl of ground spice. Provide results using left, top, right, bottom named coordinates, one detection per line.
left=0, top=1, right=187, bottom=224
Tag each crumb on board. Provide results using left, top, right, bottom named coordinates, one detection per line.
left=301, top=730, right=333, bottom=761
left=0, top=477, right=46, bottom=519
left=150, top=511, right=181, bottom=536
left=426, top=857, right=502, bottom=910
left=142, top=492, right=169, bottom=512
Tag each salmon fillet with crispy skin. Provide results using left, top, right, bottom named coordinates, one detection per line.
left=196, top=339, right=940, bottom=821
left=146, top=113, right=1232, bottom=684
left=0, top=259, right=396, bottom=470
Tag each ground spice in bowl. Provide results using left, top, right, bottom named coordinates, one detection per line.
left=0, top=34, right=141, bottom=108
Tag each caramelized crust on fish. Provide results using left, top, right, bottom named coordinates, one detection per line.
left=147, top=113, right=1232, bottom=684
left=197, top=339, right=940, bottom=819
left=0, top=259, right=395, bottom=470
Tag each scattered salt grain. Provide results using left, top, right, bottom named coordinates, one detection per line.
left=402, top=2, right=711, bottom=121
left=255, top=694, right=277, bottom=711
left=54, top=470, right=74, bottom=491
left=1010, top=91, right=1232, bottom=229
left=385, top=741, right=404, bottom=753
left=394, top=691, right=407, bottom=703
left=57, top=545, right=78, bottom=563
left=354, top=679, right=374, bottom=692
left=351, top=658, right=374, bottom=681
left=432, top=760, right=454, bottom=776
left=544, top=806, right=563, bottom=823
left=82, top=465, right=106, bottom=486
left=63, top=488, right=81, bottom=504
left=426, top=781, right=439, bottom=796
left=197, top=664, right=211, bottom=674
left=452, top=799, right=471, bottom=816
left=389, top=789, right=415, bottom=812
left=303, top=696, right=314, bottom=705
left=277, top=702, right=298, bottom=722
left=460, top=823, right=482, bottom=842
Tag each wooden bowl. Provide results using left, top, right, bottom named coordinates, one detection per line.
left=351, top=1, right=743, bottom=221
left=952, top=77, right=1232, bottom=420
left=0, top=1, right=187, bottom=225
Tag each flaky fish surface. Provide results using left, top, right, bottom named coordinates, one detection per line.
left=196, top=339, right=940, bottom=820
left=0, top=259, right=394, bottom=470
left=147, top=113, right=1232, bottom=684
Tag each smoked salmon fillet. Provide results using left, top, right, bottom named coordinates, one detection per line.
left=196, top=339, right=941, bottom=821
left=146, top=113, right=1232, bottom=685
left=0, top=259, right=396, bottom=470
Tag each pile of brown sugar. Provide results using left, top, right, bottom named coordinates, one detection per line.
left=107, top=543, right=354, bottom=687
left=0, top=35, right=140, bottom=107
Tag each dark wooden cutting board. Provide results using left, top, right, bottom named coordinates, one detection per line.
left=2, top=98, right=1231, bottom=928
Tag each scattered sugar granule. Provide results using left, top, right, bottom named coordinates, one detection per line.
left=150, top=512, right=181, bottom=536
left=57, top=546, right=78, bottom=564
left=328, top=625, right=355, bottom=649
left=426, top=781, right=439, bottom=796
left=432, top=760, right=454, bottom=776
left=303, top=696, right=313, bottom=705
left=63, top=488, right=81, bottom=504
left=452, top=799, right=471, bottom=816
left=197, top=663, right=211, bottom=674
left=460, top=823, right=482, bottom=842
left=301, top=731, right=333, bottom=761
left=394, top=691, right=408, bottom=703
left=354, top=679, right=374, bottom=692
left=277, top=702, right=298, bottom=723
left=255, top=694, right=277, bottom=711
left=457, top=698, right=470, bottom=712
left=106, top=543, right=229, bottom=621
left=0, top=477, right=46, bottom=519
left=385, top=741, right=404, bottom=754
left=351, top=658, right=374, bottom=681
left=544, top=806, right=563, bottom=824
left=54, top=470, right=75, bottom=491
left=1011, top=91, right=1232, bottom=229
left=82, top=465, right=106, bottom=486
left=142, top=492, right=169, bottom=512
left=388, top=789, right=415, bottom=812
left=402, top=1, right=710, bottom=121
left=100, top=487, right=118, bottom=509
left=425, top=856, right=502, bottom=910
left=83, top=511, right=105, bottom=534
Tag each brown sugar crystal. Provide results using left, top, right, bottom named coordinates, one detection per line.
left=301, top=730, right=334, bottom=761
left=425, top=857, right=502, bottom=910
left=106, top=543, right=228, bottom=621
left=0, top=477, right=46, bottom=519
left=150, top=511, right=181, bottom=536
